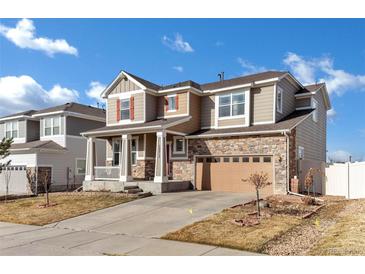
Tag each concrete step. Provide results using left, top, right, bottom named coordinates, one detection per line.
left=123, top=185, right=139, bottom=190
left=126, top=188, right=142, bottom=194
left=137, top=192, right=153, bottom=198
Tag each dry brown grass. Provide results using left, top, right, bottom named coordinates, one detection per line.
left=0, top=192, right=137, bottom=226
left=162, top=205, right=303, bottom=253
left=309, top=199, right=365, bottom=255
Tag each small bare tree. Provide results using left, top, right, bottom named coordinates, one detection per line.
left=1, top=137, right=13, bottom=202
left=3, top=168, right=11, bottom=203
left=243, top=172, right=271, bottom=217
left=26, top=168, right=37, bottom=195
left=304, top=168, right=321, bottom=196
left=40, top=169, right=51, bottom=206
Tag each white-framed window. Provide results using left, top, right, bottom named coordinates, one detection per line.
left=218, top=92, right=245, bottom=118
left=312, top=98, right=318, bottom=122
left=167, top=95, right=177, bottom=112
left=112, top=139, right=120, bottom=166
left=75, top=158, right=86, bottom=175
left=120, top=98, right=130, bottom=120
left=276, top=87, right=283, bottom=114
left=44, top=116, right=61, bottom=136
left=173, top=136, right=185, bottom=154
left=5, top=121, right=18, bottom=139
left=298, top=146, right=305, bottom=159
left=131, top=137, right=138, bottom=165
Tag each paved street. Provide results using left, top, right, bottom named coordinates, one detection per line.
left=0, top=191, right=258, bottom=256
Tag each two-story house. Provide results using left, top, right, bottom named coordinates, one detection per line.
left=0, top=102, right=106, bottom=194
left=82, top=70, right=331, bottom=195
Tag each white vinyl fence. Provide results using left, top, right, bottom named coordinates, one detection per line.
left=326, top=162, right=365, bottom=199
left=0, top=166, right=28, bottom=195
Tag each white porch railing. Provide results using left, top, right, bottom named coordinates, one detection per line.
left=94, top=166, right=120, bottom=181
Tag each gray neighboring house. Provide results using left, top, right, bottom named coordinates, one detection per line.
left=0, top=102, right=106, bottom=194
left=82, top=70, right=331, bottom=195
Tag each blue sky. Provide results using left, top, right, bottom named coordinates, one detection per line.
left=0, top=19, right=364, bottom=161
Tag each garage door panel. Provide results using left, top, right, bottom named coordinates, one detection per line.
left=195, top=156, right=274, bottom=194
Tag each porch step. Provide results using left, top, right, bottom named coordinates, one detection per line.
left=123, top=185, right=139, bottom=190
left=126, top=188, right=142, bottom=194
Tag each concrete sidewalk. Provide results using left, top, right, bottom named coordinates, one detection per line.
left=0, top=222, right=257, bottom=256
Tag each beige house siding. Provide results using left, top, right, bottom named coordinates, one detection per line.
left=217, top=117, right=245, bottom=128
left=157, top=91, right=188, bottom=118
left=145, top=133, right=156, bottom=158
left=250, top=85, right=274, bottom=124
left=107, top=93, right=144, bottom=125
left=296, top=90, right=327, bottom=162
left=295, top=97, right=311, bottom=109
left=109, top=77, right=141, bottom=95
left=276, top=78, right=298, bottom=121
left=201, top=95, right=215, bottom=128
left=145, top=93, right=157, bottom=121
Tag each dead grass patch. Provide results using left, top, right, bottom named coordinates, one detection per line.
left=0, top=192, right=137, bottom=226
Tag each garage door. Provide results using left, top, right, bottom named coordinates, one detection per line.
left=195, top=155, right=274, bottom=194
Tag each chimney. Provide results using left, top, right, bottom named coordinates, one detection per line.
left=217, top=71, right=225, bottom=82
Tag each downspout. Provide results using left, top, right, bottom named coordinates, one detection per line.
left=284, top=131, right=290, bottom=194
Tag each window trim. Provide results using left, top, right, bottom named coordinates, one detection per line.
left=120, top=98, right=131, bottom=121
left=75, top=158, right=86, bottom=175
left=131, top=136, right=139, bottom=166
left=276, top=86, right=283, bottom=114
left=5, top=120, right=19, bottom=139
left=112, top=138, right=121, bottom=166
left=217, top=91, right=246, bottom=120
left=167, top=94, right=177, bottom=112
left=311, top=98, right=318, bottom=123
left=43, top=116, right=62, bottom=137
left=173, top=136, right=185, bottom=154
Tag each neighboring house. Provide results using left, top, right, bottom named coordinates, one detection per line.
left=82, top=70, right=331, bottom=195
left=0, top=103, right=106, bottom=194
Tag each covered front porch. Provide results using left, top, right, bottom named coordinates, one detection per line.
left=83, top=127, right=192, bottom=194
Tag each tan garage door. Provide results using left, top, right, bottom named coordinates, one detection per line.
left=195, top=156, right=274, bottom=194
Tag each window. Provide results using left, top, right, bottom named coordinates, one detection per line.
left=232, top=157, right=240, bottom=162
left=263, top=157, right=272, bottom=163
left=173, top=136, right=185, bottom=154
left=242, top=157, right=250, bottom=162
left=276, top=87, right=283, bottom=113
left=131, top=138, right=138, bottom=165
left=298, top=146, right=304, bottom=159
left=44, top=116, right=61, bottom=136
left=253, top=157, right=260, bottom=163
left=312, top=98, right=318, bottom=122
left=218, top=92, right=245, bottom=118
left=5, top=121, right=18, bottom=139
left=167, top=95, right=177, bottom=111
left=223, top=157, right=230, bottom=162
left=76, top=159, right=86, bottom=175
left=120, top=99, right=130, bottom=120
left=112, top=140, right=120, bottom=166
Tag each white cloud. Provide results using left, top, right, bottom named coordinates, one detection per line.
left=237, top=58, right=266, bottom=75
left=172, top=66, right=184, bottom=72
left=328, top=150, right=352, bottom=163
left=283, top=52, right=365, bottom=96
left=86, top=81, right=106, bottom=103
left=327, top=108, right=336, bottom=123
left=162, top=33, right=194, bottom=53
left=0, top=75, right=79, bottom=116
left=0, top=18, right=78, bottom=57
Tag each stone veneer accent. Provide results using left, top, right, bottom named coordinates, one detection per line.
left=171, top=134, right=291, bottom=194
left=132, top=159, right=155, bottom=180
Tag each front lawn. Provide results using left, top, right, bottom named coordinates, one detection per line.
left=0, top=192, right=138, bottom=226
left=163, top=195, right=365, bottom=255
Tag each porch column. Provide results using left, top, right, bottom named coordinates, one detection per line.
left=154, top=131, right=168, bottom=183
left=119, top=134, right=133, bottom=182
left=85, top=137, right=95, bottom=181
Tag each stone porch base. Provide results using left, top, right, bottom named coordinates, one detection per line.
left=83, top=180, right=192, bottom=195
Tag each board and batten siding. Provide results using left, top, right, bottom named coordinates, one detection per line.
left=201, top=95, right=215, bottom=128
left=250, top=85, right=274, bottom=124
left=145, top=93, right=157, bottom=121
left=276, top=78, right=298, bottom=122
left=109, top=77, right=141, bottom=95
left=296, top=89, right=327, bottom=162
left=107, top=92, right=144, bottom=125
left=157, top=91, right=188, bottom=118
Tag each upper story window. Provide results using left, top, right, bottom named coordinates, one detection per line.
left=276, top=87, right=283, bottom=114
left=218, top=92, right=245, bottom=118
left=5, top=121, right=18, bottom=139
left=173, top=136, right=185, bottom=154
left=120, top=99, right=130, bottom=120
left=44, top=116, right=61, bottom=136
left=167, top=95, right=177, bottom=112
left=312, top=98, right=318, bottom=122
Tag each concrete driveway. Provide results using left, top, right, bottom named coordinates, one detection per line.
left=0, top=191, right=258, bottom=256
